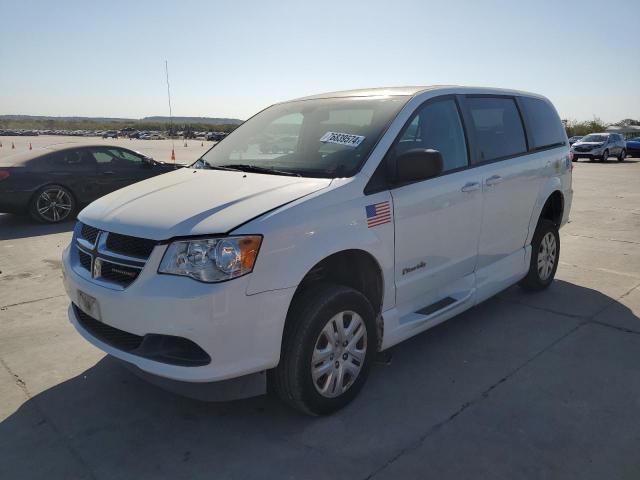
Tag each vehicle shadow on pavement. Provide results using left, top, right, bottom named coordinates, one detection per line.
left=1, top=281, right=639, bottom=479
left=0, top=213, right=74, bottom=241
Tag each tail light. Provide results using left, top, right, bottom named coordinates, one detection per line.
left=0, top=170, right=10, bottom=181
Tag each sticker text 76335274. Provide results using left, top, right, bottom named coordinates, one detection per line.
left=320, top=132, right=365, bottom=148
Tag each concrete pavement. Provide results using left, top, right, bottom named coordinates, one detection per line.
left=0, top=156, right=639, bottom=479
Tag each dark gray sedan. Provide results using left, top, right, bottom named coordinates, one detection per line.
left=0, top=144, right=181, bottom=223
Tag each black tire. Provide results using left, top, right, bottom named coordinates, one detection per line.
left=618, top=149, right=626, bottom=162
left=600, top=149, right=608, bottom=162
left=29, top=184, right=76, bottom=223
left=271, top=283, right=377, bottom=416
left=520, top=219, right=560, bottom=292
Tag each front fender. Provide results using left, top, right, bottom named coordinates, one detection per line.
left=236, top=186, right=396, bottom=311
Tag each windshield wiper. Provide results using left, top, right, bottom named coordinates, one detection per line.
left=207, top=164, right=245, bottom=172
left=194, top=162, right=243, bottom=172
left=219, top=164, right=300, bottom=177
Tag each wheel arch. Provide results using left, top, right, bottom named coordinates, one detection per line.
left=283, top=249, right=385, bottom=350
left=539, top=190, right=564, bottom=227
left=526, top=179, right=564, bottom=246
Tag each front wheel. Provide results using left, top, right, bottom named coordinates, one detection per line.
left=520, top=219, right=560, bottom=291
left=618, top=149, right=626, bottom=162
left=29, top=185, right=76, bottom=223
left=271, top=284, right=377, bottom=415
left=600, top=149, right=609, bottom=162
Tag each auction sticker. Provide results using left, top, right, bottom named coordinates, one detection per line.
left=320, top=131, right=365, bottom=148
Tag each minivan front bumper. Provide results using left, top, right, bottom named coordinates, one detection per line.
left=62, top=244, right=296, bottom=384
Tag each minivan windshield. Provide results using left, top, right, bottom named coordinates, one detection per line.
left=581, top=134, right=608, bottom=143
left=197, top=96, right=408, bottom=178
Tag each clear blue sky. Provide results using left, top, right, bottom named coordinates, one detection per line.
left=1, top=0, right=638, bottom=122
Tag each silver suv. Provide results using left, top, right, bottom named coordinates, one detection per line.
left=571, top=132, right=627, bottom=162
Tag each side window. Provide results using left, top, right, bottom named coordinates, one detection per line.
left=397, top=99, right=468, bottom=173
left=519, top=96, right=565, bottom=150
left=466, top=97, right=527, bottom=162
left=108, top=148, right=144, bottom=165
left=46, top=150, right=95, bottom=169
left=90, top=149, right=116, bottom=164
left=90, top=148, right=141, bottom=168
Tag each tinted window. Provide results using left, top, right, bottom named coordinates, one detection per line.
left=519, top=97, right=565, bottom=150
left=107, top=148, right=144, bottom=165
left=46, top=150, right=96, bottom=169
left=90, top=148, right=142, bottom=168
left=397, top=99, right=468, bottom=173
left=467, top=97, right=527, bottom=162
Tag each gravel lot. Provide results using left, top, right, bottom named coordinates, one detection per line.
left=1, top=141, right=639, bottom=479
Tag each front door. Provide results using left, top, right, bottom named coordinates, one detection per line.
left=391, top=97, right=483, bottom=313
left=90, top=147, right=151, bottom=196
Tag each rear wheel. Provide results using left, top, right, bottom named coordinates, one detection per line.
left=29, top=185, right=75, bottom=223
left=520, top=219, right=560, bottom=291
left=618, top=149, right=626, bottom=162
left=271, top=283, right=376, bottom=415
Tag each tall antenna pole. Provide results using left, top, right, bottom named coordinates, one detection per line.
left=165, top=60, right=175, bottom=161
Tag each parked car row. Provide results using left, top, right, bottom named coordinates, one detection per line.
left=0, top=128, right=228, bottom=140
left=0, top=129, right=40, bottom=136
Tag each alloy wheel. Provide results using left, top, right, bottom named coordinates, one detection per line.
left=36, top=188, right=73, bottom=222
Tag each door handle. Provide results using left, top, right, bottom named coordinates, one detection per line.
left=103, top=171, right=114, bottom=175
left=485, top=175, right=502, bottom=186
left=461, top=182, right=481, bottom=193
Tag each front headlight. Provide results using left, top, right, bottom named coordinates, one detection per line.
left=158, top=235, right=262, bottom=282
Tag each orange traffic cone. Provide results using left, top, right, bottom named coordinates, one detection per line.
left=171, top=149, right=176, bottom=162
left=11, top=142, right=15, bottom=149
left=29, top=142, right=32, bottom=150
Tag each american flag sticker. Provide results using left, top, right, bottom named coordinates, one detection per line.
left=365, top=201, right=392, bottom=228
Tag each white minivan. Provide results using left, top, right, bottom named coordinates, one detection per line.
left=62, top=86, right=572, bottom=415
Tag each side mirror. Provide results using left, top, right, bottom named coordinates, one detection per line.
left=390, top=148, right=443, bottom=184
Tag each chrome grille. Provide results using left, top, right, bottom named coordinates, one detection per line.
left=73, top=222, right=157, bottom=289
left=106, top=232, right=156, bottom=259
left=79, top=223, right=100, bottom=245
left=99, top=261, right=141, bottom=287
left=78, top=249, right=92, bottom=270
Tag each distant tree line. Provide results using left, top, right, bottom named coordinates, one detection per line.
left=564, top=117, right=640, bottom=137
left=0, top=118, right=240, bottom=133
left=2, top=116, right=638, bottom=138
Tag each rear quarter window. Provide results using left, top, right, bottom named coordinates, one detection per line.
left=519, top=96, right=566, bottom=150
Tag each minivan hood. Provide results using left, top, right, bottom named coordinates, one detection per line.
left=79, top=168, right=331, bottom=240
left=573, top=142, right=604, bottom=148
